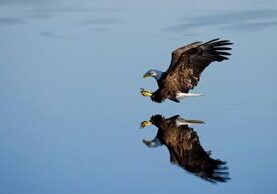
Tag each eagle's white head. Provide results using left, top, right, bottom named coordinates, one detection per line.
left=143, top=69, right=163, bottom=81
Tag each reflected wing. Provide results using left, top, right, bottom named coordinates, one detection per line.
left=182, top=147, right=230, bottom=183
left=165, top=126, right=230, bottom=183
left=164, top=39, right=233, bottom=92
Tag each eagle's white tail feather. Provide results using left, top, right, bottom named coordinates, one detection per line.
left=176, top=118, right=205, bottom=127
left=176, top=92, right=204, bottom=99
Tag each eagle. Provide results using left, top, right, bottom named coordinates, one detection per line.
left=140, top=38, right=233, bottom=103
left=140, top=114, right=230, bottom=183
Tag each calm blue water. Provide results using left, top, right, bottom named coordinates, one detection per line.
left=1, top=0, right=277, bottom=193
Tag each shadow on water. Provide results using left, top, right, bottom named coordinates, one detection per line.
left=140, top=114, right=230, bottom=184
left=163, top=9, right=277, bottom=32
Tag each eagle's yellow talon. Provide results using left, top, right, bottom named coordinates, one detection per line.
left=140, top=88, right=152, bottom=97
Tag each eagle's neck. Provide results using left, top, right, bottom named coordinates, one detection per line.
left=153, top=70, right=164, bottom=81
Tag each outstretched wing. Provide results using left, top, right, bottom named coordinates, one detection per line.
left=167, top=41, right=202, bottom=72
left=163, top=39, right=233, bottom=92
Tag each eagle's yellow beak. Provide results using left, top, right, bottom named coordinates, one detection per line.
left=140, top=121, right=152, bottom=128
left=140, top=88, right=152, bottom=97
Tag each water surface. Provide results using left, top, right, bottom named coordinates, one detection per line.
left=0, top=0, right=277, bottom=193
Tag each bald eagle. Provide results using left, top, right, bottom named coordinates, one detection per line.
left=140, top=114, right=230, bottom=183
left=140, top=38, right=233, bottom=103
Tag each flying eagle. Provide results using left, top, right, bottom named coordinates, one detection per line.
left=140, top=38, right=233, bottom=103
left=140, top=114, right=230, bottom=183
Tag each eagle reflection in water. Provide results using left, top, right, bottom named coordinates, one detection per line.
left=140, top=114, right=230, bottom=183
